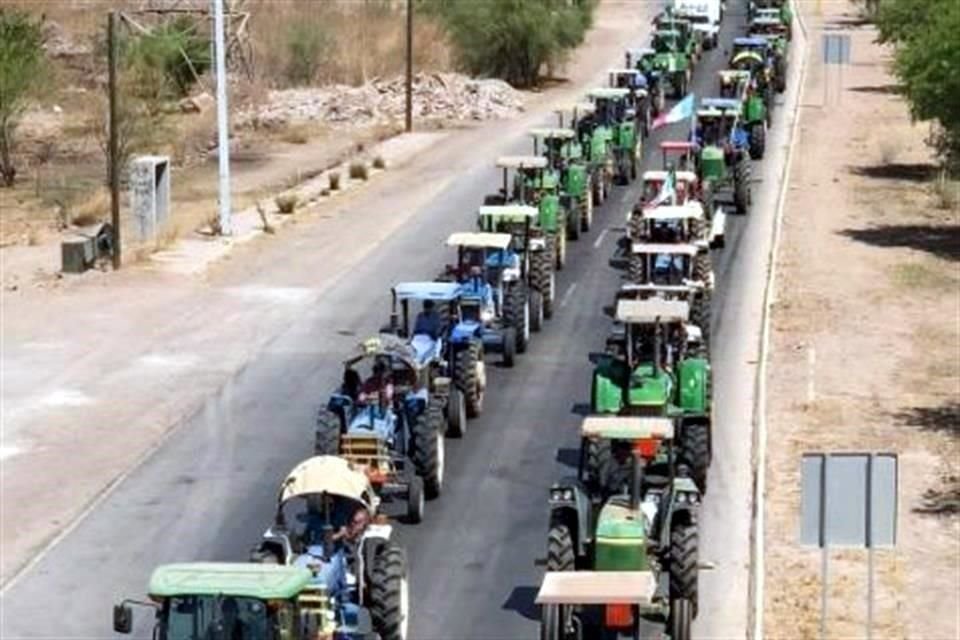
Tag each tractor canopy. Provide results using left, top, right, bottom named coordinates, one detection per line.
left=588, top=87, right=631, bottom=101
left=478, top=204, right=539, bottom=225
left=536, top=571, right=656, bottom=606
left=701, top=97, right=743, bottom=113
left=446, top=232, right=513, bottom=250
left=580, top=415, right=675, bottom=441
left=615, top=298, right=690, bottom=324
left=495, top=155, right=548, bottom=170
left=393, top=281, right=462, bottom=303
left=278, top=455, right=378, bottom=512
left=148, top=563, right=312, bottom=601
left=630, top=242, right=701, bottom=256
left=608, top=69, right=648, bottom=92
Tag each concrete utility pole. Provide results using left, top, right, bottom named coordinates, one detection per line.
left=405, top=0, right=413, bottom=132
left=107, top=11, right=122, bottom=269
left=212, top=0, right=232, bottom=234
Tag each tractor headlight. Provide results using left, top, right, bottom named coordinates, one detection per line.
left=688, top=492, right=700, bottom=505
left=551, top=488, right=564, bottom=501
left=563, top=488, right=574, bottom=501
left=675, top=492, right=687, bottom=504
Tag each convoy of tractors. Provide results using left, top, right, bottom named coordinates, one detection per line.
left=110, top=0, right=792, bottom=638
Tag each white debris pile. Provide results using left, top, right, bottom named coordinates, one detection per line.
left=239, top=73, right=524, bottom=129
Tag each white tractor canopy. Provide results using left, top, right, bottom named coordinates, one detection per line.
left=574, top=102, right=596, bottom=115
left=495, top=155, right=548, bottom=169
left=719, top=69, right=752, bottom=82
left=630, top=242, right=701, bottom=256
left=619, top=283, right=698, bottom=296
left=392, top=281, right=462, bottom=302
left=588, top=87, right=631, bottom=100
left=446, top=232, right=513, bottom=250
left=529, top=127, right=576, bottom=140
left=640, top=202, right=705, bottom=221
left=641, top=170, right=699, bottom=184
left=615, top=298, right=690, bottom=324
left=478, top=205, right=540, bottom=220
left=537, top=571, right=657, bottom=606
left=580, top=416, right=675, bottom=441
left=279, top=455, right=378, bottom=512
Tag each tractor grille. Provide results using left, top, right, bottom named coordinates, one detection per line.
left=340, top=434, right=393, bottom=472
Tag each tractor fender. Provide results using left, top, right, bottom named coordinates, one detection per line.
left=548, top=479, right=592, bottom=557
left=450, top=321, right=482, bottom=343
left=678, top=358, right=710, bottom=414
left=402, top=391, right=428, bottom=416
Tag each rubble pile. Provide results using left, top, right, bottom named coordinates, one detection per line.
left=239, top=73, right=524, bottom=129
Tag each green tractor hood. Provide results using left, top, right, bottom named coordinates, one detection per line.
left=595, top=499, right=650, bottom=571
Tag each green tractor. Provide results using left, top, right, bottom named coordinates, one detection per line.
left=693, top=101, right=752, bottom=214
left=531, top=127, right=593, bottom=239
left=570, top=101, right=616, bottom=206
left=749, top=0, right=793, bottom=34
left=486, top=155, right=568, bottom=271
left=478, top=204, right=557, bottom=320
left=625, top=48, right=667, bottom=116
left=609, top=69, right=653, bottom=139
left=113, top=563, right=384, bottom=640
left=748, top=18, right=790, bottom=92
left=542, top=415, right=702, bottom=640
left=592, top=299, right=711, bottom=491
left=650, top=29, right=692, bottom=99
left=718, top=69, right=769, bottom=156
left=653, top=13, right=702, bottom=63
left=587, top=87, right=641, bottom=186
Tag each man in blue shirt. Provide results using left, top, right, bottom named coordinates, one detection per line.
left=413, top=299, right=442, bottom=340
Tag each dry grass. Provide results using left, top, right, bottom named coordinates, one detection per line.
left=348, top=161, right=369, bottom=181
left=888, top=261, right=955, bottom=289
left=372, top=155, right=386, bottom=170
left=328, top=172, right=341, bottom=191
left=69, top=187, right=109, bottom=227
left=274, top=193, right=298, bottom=214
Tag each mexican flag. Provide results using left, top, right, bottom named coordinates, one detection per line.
left=652, top=93, right=696, bottom=131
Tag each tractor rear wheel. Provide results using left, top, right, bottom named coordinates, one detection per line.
left=370, top=543, right=409, bottom=640
left=585, top=437, right=612, bottom=493
left=405, top=476, right=424, bottom=524
left=530, top=289, right=545, bottom=332
left=679, top=422, right=710, bottom=493
left=504, top=283, right=530, bottom=353
left=628, top=253, right=647, bottom=284
left=669, top=598, right=693, bottom=640
left=692, top=251, right=712, bottom=284
left=455, top=343, right=484, bottom=418
left=555, top=232, right=567, bottom=271
left=593, top=173, right=605, bottom=206
left=702, top=180, right=716, bottom=221
left=547, top=524, right=575, bottom=572
left=411, top=408, right=444, bottom=499
left=314, top=408, right=341, bottom=456
left=581, top=193, right=593, bottom=232
left=669, top=523, right=699, bottom=617
left=540, top=603, right=562, bottom=640
left=690, top=290, right=712, bottom=348
left=749, top=123, right=766, bottom=160
left=446, top=388, right=467, bottom=438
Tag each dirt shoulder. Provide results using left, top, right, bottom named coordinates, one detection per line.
left=0, top=0, right=654, bottom=586
left=762, top=2, right=960, bottom=638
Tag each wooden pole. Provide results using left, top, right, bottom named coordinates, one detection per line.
left=108, top=11, right=122, bottom=269
left=405, top=0, right=413, bottom=132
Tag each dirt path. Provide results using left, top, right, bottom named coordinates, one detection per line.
left=762, top=2, right=960, bottom=638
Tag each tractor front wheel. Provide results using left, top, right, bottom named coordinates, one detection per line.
left=547, top=524, right=575, bottom=572
left=581, top=192, right=593, bottom=232
left=455, top=342, right=484, bottom=418
left=733, top=158, right=750, bottom=215
left=530, top=289, right=545, bottom=332
left=405, top=476, right=424, bottom=524
left=411, top=408, right=444, bottom=499
left=555, top=231, right=567, bottom=271
left=446, top=388, right=467, bottom=438
left=628, top=253, right=647, bottom=284
left=504, top=283, right=530, bottom=354
left=501, top=327, right=517, bottom=367
left=749, top=123, right=766, bottom=160
left=679, top=422, right=711, bottom=493
left=370, top=543, right=410, bottom=640
left=532, top=248, right=556, bottom=319
left=567, top=204, right=581, bottom=241
left=314, top=408, right=342, bottom=456
left=585, top=437, right=613, bottom=492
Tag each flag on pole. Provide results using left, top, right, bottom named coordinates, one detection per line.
left=652, top=92, right=696, bottom=131
left=650, top=169, right=676, bottom=206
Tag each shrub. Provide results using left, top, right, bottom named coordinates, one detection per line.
left=125, top=16, right=211, bottom=101
left=328, top=172, right=341, bottom=191
left=275, top=193, right=298, bottom=213
left=284, top=22, right=334, bottom=86
left=435, top=0, right=595, bottom=88
left=0, top=10, right=47, bottom=187
left=349, top=161, right=369, bottom=180
left=372, top=155, right=386, bottom=169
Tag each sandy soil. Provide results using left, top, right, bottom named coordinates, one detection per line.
left=762, top=2, right=960, bottom=639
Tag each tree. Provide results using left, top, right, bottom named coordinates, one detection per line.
left=876, top=0, right=960, bottom=172
left=0, top=10, right=46, bottom=187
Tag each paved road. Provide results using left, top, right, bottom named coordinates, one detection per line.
left=0, top=2, right=804, bottom=638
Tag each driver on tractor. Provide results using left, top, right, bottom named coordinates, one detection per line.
left=358, top=358, right=394, bottom=409
left=413, top=299, right=443, bottom=340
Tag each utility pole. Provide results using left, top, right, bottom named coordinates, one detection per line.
left=107, top=11, right=122, bottom=270
left=405, top=0, right=413, bottom=132
left=212, top=0, right=232, bottom=234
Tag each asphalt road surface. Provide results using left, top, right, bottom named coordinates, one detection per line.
left=0, top=2, right=804, bottom=638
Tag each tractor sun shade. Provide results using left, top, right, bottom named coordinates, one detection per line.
left=615, top=298, right=690, bottom=323
left=536, top=571, right=656, bottom=605
left=580, top=416, right=675, bottom=441
left=445, top=232, right=512, bottom=250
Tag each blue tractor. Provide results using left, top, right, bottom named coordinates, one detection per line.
left=251, top=455, right=409, bottom=640
left=314, top=336, right=446, bottom=522
left=440, top=229, right=536, bottom=360
left=386, top=281, right=484, bottom=437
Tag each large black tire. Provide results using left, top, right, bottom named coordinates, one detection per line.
left=679, top=422, right=710, bottom=494
left=669, top=524, right=699, bottom=618
left=540, top=603, right=561, bottom=640
left=654, top=88, right=666, bottom=116
left=370, top=543, right=409, bottom=640
left=502, top=327, right=517, bottom=367
left=546, top=524, right=575, bottom=571
left=410, top=408, right=444, bottom=499
left=531, top=249, right=556, bottom=320
left=503, top=283, right=529, bottom=354
left=405, top=476, right=424, bottom=524
left=733, top=158, right=750, bottom=215
left=592, top=173, right=604, bottom=206
left=670, top=598, right=693, bottom=640
left=692, top=251, right=712, bottom=284
left=554, top=232, right=567, bottom=271
left=314, top=408, right=341, bottom=456
left=530, top=289, right=544, bottom=332
left=584, top=436, right=612, bottom=493
left=749, top=123, right=766, bottom=160
left=446, top=388, right=467, bottom=438
left=628, top=253, right=647, bottom=284
left=702, top=180, right=716, bottom=221
left=690, top=289, right=712, bottom=348
left=567, top=203, right=581, bottom=241
left=775, top=57, right=787, bottom=93
left=454, top=342, right=484, bottom=418
left=580, top=193, right=593, bottom=232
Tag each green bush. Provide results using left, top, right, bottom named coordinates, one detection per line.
left=876, top=0, right=960, bottom=173
left=285, top=22, right=334, bottom=86
left=125, top=16, right=210, bottom=101
left=0, top=10, right=47, bottom=186
left=434, top=0, right=595, bottom=88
